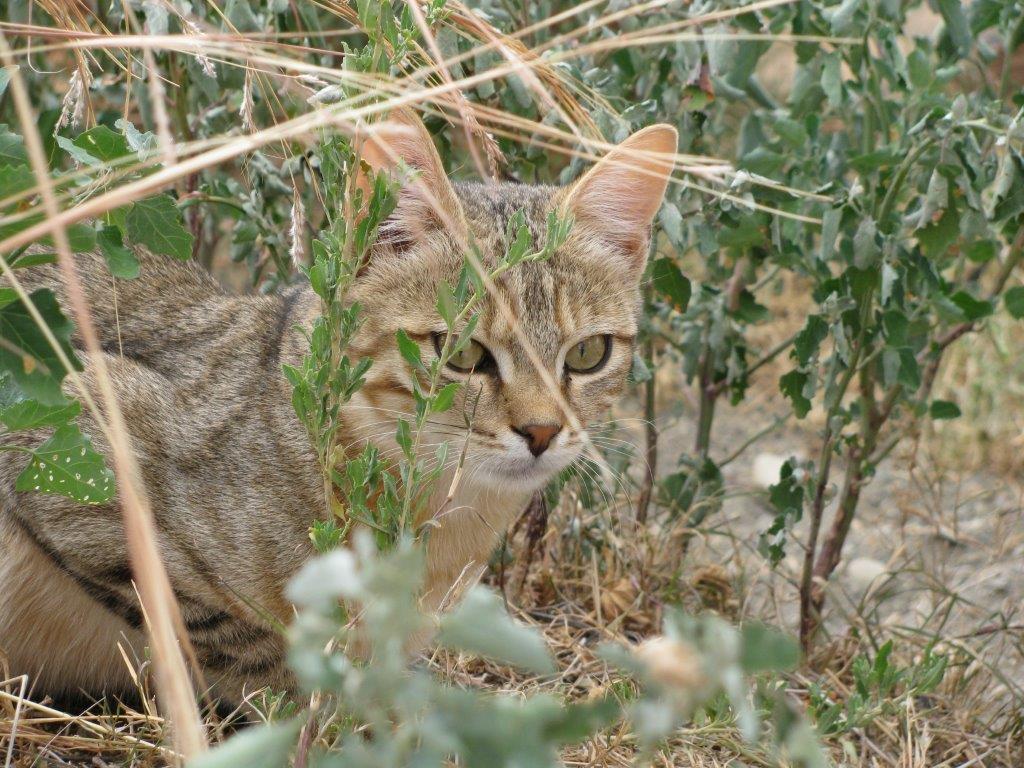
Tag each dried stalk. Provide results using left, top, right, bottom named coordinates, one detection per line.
left=0, top=34, right=206, bottom=761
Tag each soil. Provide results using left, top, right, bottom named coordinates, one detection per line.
left=645, top=391, right=1024, bottom=719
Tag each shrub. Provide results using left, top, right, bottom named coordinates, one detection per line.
left=1, top=0, right=1021, bottom=765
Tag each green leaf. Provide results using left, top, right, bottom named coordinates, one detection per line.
left=759, top=459, right=804, bottom=567
left=0, top=164, right=37, bottom=199
left=0, top=125, right=27, bottom=166
left=852, top=218, right=879, bottom=269
left=436, top=281, right=457, bottom=327
left=72, top=125, right=132, bottom=163
left=0, top=66, right=16, bottom=99
left=935, top=0, right=971, bottom=56
left=882, top=310, right=909, bottom=347
left=0, top=288, right=81, bottom=405
left=539, top=696, right=620, bottom=744
left=651, top=257, right=691, bottom=312
left=0, top=211, right=96, bottom=253
left=732, top=290, right=770, bottom=324
left=395, top=418, right=412, bottom=453
left=930, top=400, right=961, bottom=420
left=848, top=149, right=899, bottom=174
left=14, top=424, right=115, bottom=504
left=780, top=370, right=811, bottom=419
left=821, top=52, right=842, bottom=107
left=740, top=622, right=800, bottom=673
left=1003, top=286, right=1024, bottom=319
left=189, top=719, right=303, bottom=768
left=794, top=315, right=828, bottom=366
left=126, top=195, right=193, bottom=260
left=880, top=262, right=899, bottom=305
left=719, top=214, right=766, bottom=249
left=115, top=119, right=158, bottom=158
left=950, top=290, right=994, bottom=321
left=439, top=587, right=555, bottom=674
left=1, top=399, right=80, bottom=431
left=97, top=225, right=140, bottom=279
left=629, top=351, right=652, bottom=384
left=819, top=207, right=842, bottom=261
left=825, top=0, right=863, bottom=34
left=896, top=348, right=921, bottom=390
left=918, top=169, right=949, bottom=228
left=658, top=203, right=683, bottom=246
left=395, top=329, right=423, bottom=371
left=965, top=239, right=997, bottom=263
left=505, top=211, right=533, bottom=266
left=917, top=205, right=960, bottom=260
left=451, top=314, right=479, bottom=357
left=431, top=381, right=460, bottom=413
left=56, top=135, right=102, bottom=166
left=769, top=462, right=804, bottom=519
left=907, top=48, right=933, bottom=89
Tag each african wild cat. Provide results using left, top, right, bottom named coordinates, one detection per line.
left=0, top=112, right=676, bottom=703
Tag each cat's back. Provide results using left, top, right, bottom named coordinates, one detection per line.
left=3, top=246, right=320, bottom=512
left=11, top=248, right=230, bottom=367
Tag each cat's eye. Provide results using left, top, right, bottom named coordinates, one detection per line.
left=564, top=335, right=611, bottom=373
left=434, top=334, right=495, bottom=373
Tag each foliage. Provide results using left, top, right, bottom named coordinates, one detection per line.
left=0, top=108, right=196, bottom=503
left=177, top=533, right=821, bottom=768
left=3, top=0, right=1023, bottom=764
left=809, top=641, right=948, bottom=736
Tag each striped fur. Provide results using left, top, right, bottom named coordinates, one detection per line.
left=0, top=116, right=676, bottom=702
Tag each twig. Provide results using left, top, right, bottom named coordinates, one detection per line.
left=636, top=279, right=658, bottom=525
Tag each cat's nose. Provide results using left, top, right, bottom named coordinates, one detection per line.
left=512, top=423, right=562, bottom=457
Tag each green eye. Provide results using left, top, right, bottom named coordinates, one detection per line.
left=565, top=335, right=610, bottom=373
left=435, top=335, right=494, bottom=373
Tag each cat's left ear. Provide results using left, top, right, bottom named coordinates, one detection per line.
left=561, top=124, right=678, bottom=273
left=354, top=109, right=467, bottom=248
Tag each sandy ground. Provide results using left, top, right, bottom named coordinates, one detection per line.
left=647, top=391, right=1024, bottom=718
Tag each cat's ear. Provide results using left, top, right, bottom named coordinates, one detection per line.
left=354, top=109, right=466, bottom=247
left=561, top=124, right=678, bottom=269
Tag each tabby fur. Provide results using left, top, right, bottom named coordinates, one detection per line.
left=0, top=113, right=676, bottom=702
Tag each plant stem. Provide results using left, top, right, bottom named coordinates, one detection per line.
left=799, top=294, right=870, bottom=653
left=636, top=282, right=657, bottom=525
left=876, top=137, right=936, bottom=230
left=693, top=319, right=717, bottom=458
left=808, top=237, right=1024, bottom=615
left=718, top=413, right=789, bottom=468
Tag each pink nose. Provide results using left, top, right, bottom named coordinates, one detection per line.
left=513, top=423, right=562, bottom=457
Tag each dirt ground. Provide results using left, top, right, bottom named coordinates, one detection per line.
left=647, top=382, right=1024, bottom=725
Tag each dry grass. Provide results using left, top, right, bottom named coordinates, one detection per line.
left=5, top=480, right=1021, bottom=766
left=1, top=2, right=1022, bottom=766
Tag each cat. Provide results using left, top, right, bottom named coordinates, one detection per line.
left=0, top=110, right=676, bottom=704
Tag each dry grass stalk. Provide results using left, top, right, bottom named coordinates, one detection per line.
left=4, top=5, right=1020, bottom=766
left=0, top=36, right=207, bottom=762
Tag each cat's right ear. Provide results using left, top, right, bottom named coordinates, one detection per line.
left=354, top=110, right=466, bottom=249
left=560, top=124, right=678, bottom=275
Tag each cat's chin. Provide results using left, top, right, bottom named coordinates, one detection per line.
left=468, top=449, right=577, bottom=493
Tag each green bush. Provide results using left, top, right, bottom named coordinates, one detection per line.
left=2, top=0, right=1022, bottom=764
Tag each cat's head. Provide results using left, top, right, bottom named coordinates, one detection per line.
left=346, top=111, right=676, bottom=493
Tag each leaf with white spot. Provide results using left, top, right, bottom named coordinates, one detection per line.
left=14, top=424, right=115, bottom=504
